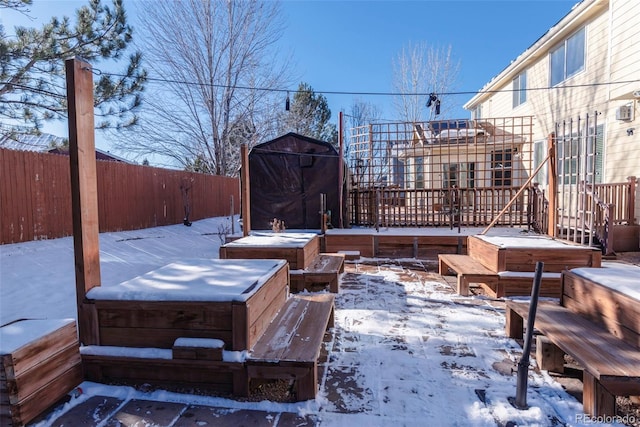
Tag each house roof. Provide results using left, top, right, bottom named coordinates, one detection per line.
left=0, top=132, right=130, bottom=163
left=464, top=0, right=607, bottom=110
left=251, top=132, right=338, bottom=156
left=0, top=132, right=65, bottom=152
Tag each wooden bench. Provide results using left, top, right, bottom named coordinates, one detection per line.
left=438, top=254, right=499, bottom=296
left=506, top=300, right=640, bottom=416
left=1, top=319, right=83, bottom=427
left=246, top=293, right=335, bottom=401
left=290, top=253, right=344, bottom=293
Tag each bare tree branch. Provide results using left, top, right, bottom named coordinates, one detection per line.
left=392, top=42, right=461, bottom=123
left=113, top=0, right=290, bottom=176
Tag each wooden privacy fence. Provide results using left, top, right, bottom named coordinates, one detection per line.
left=0, top=148, right=240, bottom=244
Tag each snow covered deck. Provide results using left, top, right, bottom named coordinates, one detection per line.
left=220, top=232, right=320, bottom=269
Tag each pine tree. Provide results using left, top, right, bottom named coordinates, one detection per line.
left=0, top=0, right=146, bottom=138
left=281, top=82, right=338, bottom=144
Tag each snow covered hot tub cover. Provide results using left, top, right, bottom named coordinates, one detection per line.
left=86, top=259, right=287, bottom=302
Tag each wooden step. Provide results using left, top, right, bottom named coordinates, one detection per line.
left=290, top=253, right=344, bottom=293
left=438, top=254, right=499, bottom=296
left=246, top=293, right=335, bottom=401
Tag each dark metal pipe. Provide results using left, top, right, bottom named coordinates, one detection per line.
left=514, top=261, right=545, bottom=409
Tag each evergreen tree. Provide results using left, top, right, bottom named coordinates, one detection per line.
left=0, top=0, right=146, bottom=139
left=280, top=82, right=338, bottom=144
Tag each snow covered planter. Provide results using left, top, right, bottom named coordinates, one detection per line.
left=0, top=319, right=82, bottom=426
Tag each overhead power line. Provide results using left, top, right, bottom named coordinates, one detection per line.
left=86, top=67, right=640, bottom=98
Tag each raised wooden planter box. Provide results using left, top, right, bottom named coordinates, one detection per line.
left=562, top=263, right=640, bottom=349
left=468, top=234, right=601, bottom=273
left=324, top=229, right=467, bottom=259
left=1, top=319, right=82, bottom=427
left=220, top=232, right=320, bottom=270
left=86, top=259, right=289, bottom=351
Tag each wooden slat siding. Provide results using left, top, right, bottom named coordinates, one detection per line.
left=221, top=239, right=319, bottom=271
left=95, top=301, right=233, bottom=329
left=0, top=148, right=241, bottom=244
left=243, top=263, right=290, bottom=351
left=82, top=355, right=243, bottom=393
left=32, top=153, right=45, bottom=239
left=20, top=151, right=34, bottom=242
left=221, top=247, right=296, bottom=267
left=94, top=300, right=235, bottom=348
left=99, top=327, right=233, bottom=349
left=172, top=341, right=223, bottom=361
left=0, top=149, right=17, bottom=241
left=480, top=276, right=562, bottom=299
left=4, top=364, right=83, bottom=427
left=6, top=343, right=81, bottom=404
left=562, top=271, right=640, bottom=348
left=1, top=322, right=77, bottom=379
left=302, top=237, right=321, bottom=269
left=467, top=236, right=499, bottom=271
left=503, top=248, right=601, bottom=273
left=324, top=234, right=374, bottom=257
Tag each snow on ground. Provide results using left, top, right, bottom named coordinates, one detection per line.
left=0, top=217, right=631, bottom=426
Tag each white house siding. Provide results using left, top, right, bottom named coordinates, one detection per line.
left=465, top=0, right=640, bottom=220
left=607, top=0, right=640, bottom=183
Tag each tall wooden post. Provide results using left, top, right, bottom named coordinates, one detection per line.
left=66, top=57, right=101, bottom=345
left=547, top=133, right=557, bottom=237
left=338, top=111, right=344, bottom=228
left=241, top=144, right=251, bottom=236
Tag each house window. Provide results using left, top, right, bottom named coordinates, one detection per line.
left=556, top=124, right=603, bottom=186
left=550, top=27, right=585, bottom=86
left=558, top=135, right=580, bottom=185
left=512, top=71, right=527, bottom=108
left=415, top=156, right=424, bottom=189
left=491, top=149, right=512, bottom=186
left=586, top=124, right=604, bottom=184
left=443, top=163, right=475, bottom=188
left=391, top=157, right=405, bottom=187
left=533, top=140, right=548, bottom=185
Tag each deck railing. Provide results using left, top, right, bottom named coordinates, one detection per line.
left=528, top=183, right=548, bottom=234
left=583, top=183, right=615, bottom=255
left=555, top=177, right=637, bottom=254
left=348, top=186, right=536, bottom=228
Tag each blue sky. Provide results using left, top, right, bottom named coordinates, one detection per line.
left=2, top=0, right=577, bottom=151
left=280, top=0, right=577, bottom=119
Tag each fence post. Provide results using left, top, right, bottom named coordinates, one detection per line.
left=627, top=176, right=637, bottom=225
left=241, top=144, right=251, bottom=236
